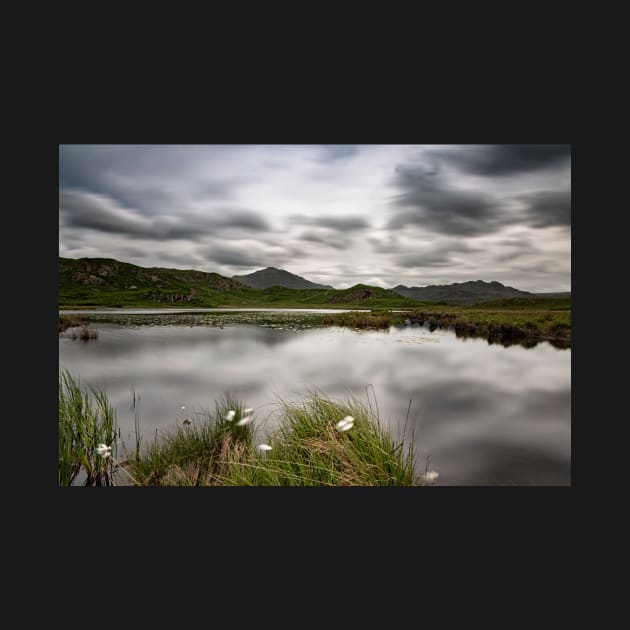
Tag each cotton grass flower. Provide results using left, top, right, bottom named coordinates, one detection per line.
left=256, top=443, right=272, bottom=452
left=420, top=455, right=438, bottom=484
left=236, top=409, right=254, bottom=426
left=95, top=443, right=111, bottom=458
left=225, top=410, right=236, bottom=421
left=419, top=470, right=439, bottom=484
left=335, top=415, right=355, bottom=432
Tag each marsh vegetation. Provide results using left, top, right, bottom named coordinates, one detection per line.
left=60, top=373, right=418, bottom=486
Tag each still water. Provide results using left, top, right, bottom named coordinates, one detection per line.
left=59, top=316, right=571, bottom=485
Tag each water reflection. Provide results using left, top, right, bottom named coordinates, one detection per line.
left=59, top=322, right=571, bottom=485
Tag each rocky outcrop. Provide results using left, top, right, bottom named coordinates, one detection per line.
left=72, top=272, right=104, bottom=286
left=142, top=291, right=197, bottom=303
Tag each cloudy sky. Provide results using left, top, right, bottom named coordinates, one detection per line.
left=59, top=144, right=571, bottom=292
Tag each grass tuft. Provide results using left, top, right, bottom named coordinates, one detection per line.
left=58, top=370, right=118, bottom=485
left=126, top=389, right=416, bottom=486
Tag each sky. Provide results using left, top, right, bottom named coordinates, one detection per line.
left=58, top=144, right=571, bottom=292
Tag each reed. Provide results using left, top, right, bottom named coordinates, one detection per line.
left=58, top=370, right=118, bottom=485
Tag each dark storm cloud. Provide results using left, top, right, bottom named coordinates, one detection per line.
left=60, top=190, right=152, bottom=236
left=59, top=145, right=240, bottom=216
left=517, top=190, right=571, bottom=228
left=436, top=144, right=571, bottom=176
left=299, top=230, right=350, bottom=249
left=290, top=214, right=369, bottom=231
left=59, top=190, right=204, bottom=241
left=60, top=190, right=269, bottom=241
left=388, top=164, right=504, bottom=236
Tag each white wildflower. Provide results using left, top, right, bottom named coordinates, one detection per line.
left=420, top=470, right=439, bottom=483
left=257, top=444, right=272, bottom=452
left=225, top=410, right=236, bottom=421
left=96, top=444, right=112, bottom=457
left=335, top=415, right=355, bottom=432
left=236, top=412, right=254, bottom=426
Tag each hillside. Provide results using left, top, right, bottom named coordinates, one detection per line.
left=59, top=257, right=250, bottom=307
left=392, top=280, right=532, bottom=305
left=232, top=267, right=333, bottom=290
left=58, top=258, right=418, bottom=309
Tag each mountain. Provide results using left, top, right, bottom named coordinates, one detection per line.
left=58, top=257, right=417, bottom=308
left=59, top=257, right=563, bottom=309
left=232, top=267, right=333, bottom=290
left=391, top=280, right=532, bottom=305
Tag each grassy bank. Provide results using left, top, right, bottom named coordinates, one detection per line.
left=320, top=298, right=571, bottom=346
left=60, top=297, right=571, bottom=346
left=59, top=374, right=418, bottom=486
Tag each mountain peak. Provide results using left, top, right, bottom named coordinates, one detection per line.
left=232, top=267, right=333, bottom=290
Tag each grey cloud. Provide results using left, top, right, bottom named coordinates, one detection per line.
left=118, top=246, right=149, bottom=259
left=59, top=145, right=241, bottom=216
left=199, top=241, right=306, bottom=269
left=368, top=236, right=401, bottom=254
left=315, top=145, right=360, bottom=161
left=201, top=245, right=262, bottom=267
left=156, top=252, right=205, bottom=268
left=300, top=230, right=350, bottom=249
left=493, top=238, right=541, bottom=263
left=389, top=165, right=504, bottom=236
left=517, top=190, right=571, bottom=228
left=291, top=214, right=369, bottom=231
left=396, top=253, right=457, bottom=267
left=60, top=190, right=152, bottom=237
left=219, top=210, right=269, bottom=231
left=395, top=242, right=482, bottom=268
left=60, top=189, right=269, bottom=241
left=435, top=145, right=571, bottom=176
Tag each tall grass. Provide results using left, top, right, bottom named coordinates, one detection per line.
left=59, top=375, right=419, bottom=486
left=58, top=370, right=118, bottom=485
left=127, top=390, right=416, bottom=486
left=59, top=314, right=89, bottom=333
left=224, top=390, right=415, bottom=486
left=68, top=325, right=98, bottom=341
left=126, top=395, right=255, bottom=486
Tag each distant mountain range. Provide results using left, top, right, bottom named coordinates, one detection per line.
left=58, top=257, right=569, bottom=308
left=392, top=280, right=528, bottom=305
left=232, top=267, right=333, bottom=290
left=391, top=280, right=570, bottom=304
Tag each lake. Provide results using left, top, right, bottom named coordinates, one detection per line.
left=59, top=310, right=571, bottom=485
